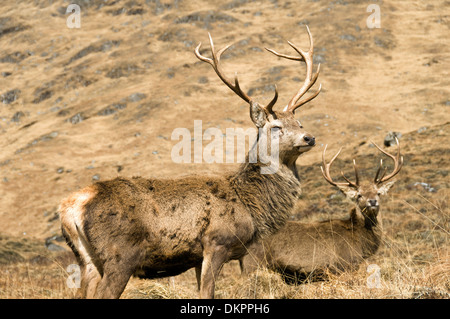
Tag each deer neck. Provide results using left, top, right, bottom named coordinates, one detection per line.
left=284, top=156, right=300, bottom=181
left=350, top=207, right=382, bottom=258
left=230, top=161, right=301, bottom=239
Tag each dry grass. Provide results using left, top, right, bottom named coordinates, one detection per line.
left=0, top=252, right=77, bottom=299
left=0, top=196, right=448, bottom=299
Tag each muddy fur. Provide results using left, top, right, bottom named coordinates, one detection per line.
left=59, top=107, right=315, bottom=299
left=59, top=30, right=320, bottom=298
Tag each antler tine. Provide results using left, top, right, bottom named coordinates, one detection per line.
left=265, top=84, right=278, bottom=114
left=371, top=137, right=404, bottom=184
left=195, top=33, right=278, bottom=113
left=321, top=144, right=338, bottom=186
left=265, top=47, right=305, bottom=62
left=321, top=145, right=358, bottom=188
left=265, top=26, right=321, bottom=113
left=374, top=158, right=383, bottom=183
left=195, top=33, right=251, bottom=103
left=339, top=159, right=359, bottom=188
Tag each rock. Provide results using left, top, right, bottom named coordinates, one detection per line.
left=105, top=64, right=140, bottom=79
left=247, top=84, right=276, bottom=96
left=126, top=92, right=146, bottom=102
left=340, top=34, right=356, bottom=41
left=46, top=243, right=66, bottom=252
left=67, top=40, right=120, bottom=65
left=384, top=131, right=402, bottom=147
left=174, top=10, right=238, bottom=29
left=417, top=127, right=427, bottom=133
left=97, top=103, right=127, bottom=116
left=198, top=76, right=209, bottom=84
left=67, top=113, right=86, bottom=124
left=1, top=89, right=21, bottom=104
left=413, top=182, right=436, bottom=193
left=32, top=82, right=54, bottom=104
left=45, top=235, right=64, bottom=244
left=11, top=111, right=25, bottom=122
left=45, top=235, right=66, bottom=252
left=32, top=90, right=52, bottom=104
left=374, top=36, right=395, bottom=50
left=0, top=51, right=28, bottom=63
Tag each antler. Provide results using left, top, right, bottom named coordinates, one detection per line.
left=265, top=25, right=321, bottom=113
left=195, top=33, right=278, bottom=114
left=321, top=145, right=359, bottom=189
left=371, top=137, right=403, bottom=185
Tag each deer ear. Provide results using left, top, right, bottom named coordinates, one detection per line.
left=250, top=101, right=267, bottom=128
left=337, top=185, right=359, bottom=199
left=378, top=180, right=395, bottom=195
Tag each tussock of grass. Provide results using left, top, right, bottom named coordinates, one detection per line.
left=122, top=277, right=195, bottom=299
left=0, top=260, right=76, bottom=299
left=221, top=268, right=292, bottom=299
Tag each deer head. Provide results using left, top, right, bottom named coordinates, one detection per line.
left=321, top=138, right=403, bottom=223
left=195, top=26, right=321, bottom=175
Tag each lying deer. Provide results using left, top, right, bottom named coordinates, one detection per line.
left=59, top=27, right=322, bottom=298
left=239, top=139, right=403, bottom=282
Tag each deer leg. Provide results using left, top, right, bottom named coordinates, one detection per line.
left=63, top=227, right=102, bottom=299
left=199, top=245, right=228, bottom=299
left=92, top=248, right=143, bottom=299
left=195, top=265, right=202, bottom=291
left=93, top=270, right=132, bottom=299
left=81, top=262, right=101, bottom=298
left=239, top=257, right=246, bottom=275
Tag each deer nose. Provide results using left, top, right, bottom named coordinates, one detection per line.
left=303, top=135, right=315, bottom=146
left=368, top=199, right=378, bottom=207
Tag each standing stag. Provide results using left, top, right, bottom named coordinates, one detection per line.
left=59, top=26, right=322, bottom=298
left=240, top=139, right=403, bottom=282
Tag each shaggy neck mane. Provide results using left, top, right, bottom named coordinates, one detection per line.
left=230, top=161, right=301, bottom=239
left=350, top=208, right=382, bottom=258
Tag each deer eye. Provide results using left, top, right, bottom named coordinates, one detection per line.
left=357, top=194, right=363, bottom=199
left=271, top=126, right=282, bottom=134
left=296, top=120, right=303, bottom=128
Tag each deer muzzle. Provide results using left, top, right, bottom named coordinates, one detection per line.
left=303, top=135, right=315, bottom=146
left=366, top=199, right=379, bottom=214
